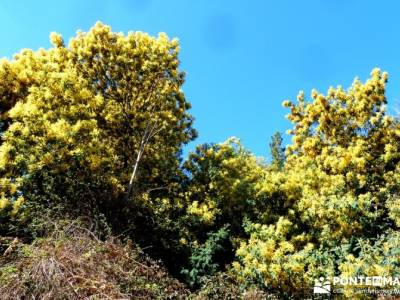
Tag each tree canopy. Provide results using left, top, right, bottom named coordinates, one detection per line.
left=0, top=22, right=196, bottom=228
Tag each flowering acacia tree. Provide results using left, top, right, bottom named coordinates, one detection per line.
left=0, top=22, right=196, bottom=229
left=233, top=69, right=400, bottom=297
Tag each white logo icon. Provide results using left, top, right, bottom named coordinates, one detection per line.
left=314, top=277, right=331, bottom=294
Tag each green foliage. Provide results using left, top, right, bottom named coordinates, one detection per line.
left=269, top=131, right=285, bottom=169
left=0, top=264, right=18, bottom=285
left=192, top=272, right=269, bottom=300
left=182, top=225, right=230, bottom=288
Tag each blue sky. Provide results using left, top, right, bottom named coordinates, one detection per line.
left=1, top=0, right=400, bottom=159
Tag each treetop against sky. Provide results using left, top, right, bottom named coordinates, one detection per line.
left=1, top=0, right=400, bottom=157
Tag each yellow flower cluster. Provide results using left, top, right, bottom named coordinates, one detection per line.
left=232, top=69, right=400, bottom=295
left=187, top=200, right=218, bottom=224
left=0, top=22, right=196, bottom=222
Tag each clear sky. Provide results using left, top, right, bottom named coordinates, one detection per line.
left=1, top=0, right=400, bottom=158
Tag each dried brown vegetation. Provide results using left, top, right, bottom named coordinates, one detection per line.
left=0, top=221, right=189, bottom=300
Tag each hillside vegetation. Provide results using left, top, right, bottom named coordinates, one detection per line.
left=1, top=23, right=399, bottom=299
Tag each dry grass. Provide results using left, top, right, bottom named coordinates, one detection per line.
left=0, top=221, right=189, bottom=299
